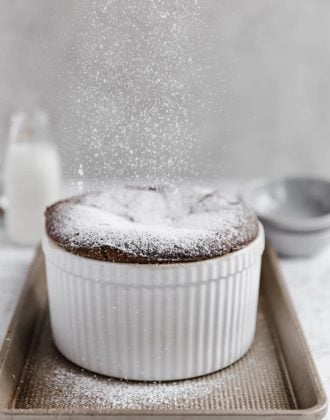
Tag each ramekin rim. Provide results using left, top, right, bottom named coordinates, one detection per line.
left=42, top=222, right=264, bottom=270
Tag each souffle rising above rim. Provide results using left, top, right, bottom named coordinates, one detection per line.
left=45, top=185, right=259, bottom=264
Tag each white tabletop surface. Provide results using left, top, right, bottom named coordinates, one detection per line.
left=0, top=206, right=329, bottom=417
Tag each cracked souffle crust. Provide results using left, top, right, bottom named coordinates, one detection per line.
left=45, top=185, right=259, bottom=264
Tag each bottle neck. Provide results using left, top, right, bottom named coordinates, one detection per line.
left=9, top=111, right=50, bottom=144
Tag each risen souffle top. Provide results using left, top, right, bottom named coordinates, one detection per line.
left=45, top=185, right=259, bottom=264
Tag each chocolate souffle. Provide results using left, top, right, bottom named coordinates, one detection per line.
left=43, top=184, right=264, bottom=380
left=45, top=185, right=259, bottom=264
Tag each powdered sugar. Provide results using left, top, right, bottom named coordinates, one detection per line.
left=50, top=361, right=221, bottom=410
left=46, top=185, right=258, bottom=263
left=61, top=0, right=221, bottom=184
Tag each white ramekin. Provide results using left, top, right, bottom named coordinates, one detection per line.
left=42, top=223, right=264, bottom=381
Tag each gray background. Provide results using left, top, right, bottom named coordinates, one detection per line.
left=0, top=0, right=329, bottom=182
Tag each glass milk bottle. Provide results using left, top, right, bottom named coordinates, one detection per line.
left=3, top=111, right=61, bottom=245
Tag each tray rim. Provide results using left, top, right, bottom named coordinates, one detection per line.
left=263, top=248, right=328, bottom=414
left=0, top=246, right=328, bottom=418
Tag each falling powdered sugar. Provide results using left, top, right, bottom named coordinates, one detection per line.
left=60, top=0, right=219, bottom=185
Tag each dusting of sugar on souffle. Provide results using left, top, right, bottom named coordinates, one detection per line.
left=45, top=185, right=258, bottom=264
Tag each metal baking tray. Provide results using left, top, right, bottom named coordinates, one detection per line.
left=0, top=246, right=327, bottom=419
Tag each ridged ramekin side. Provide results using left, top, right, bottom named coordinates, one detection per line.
left=43, top=224, right=264, bottom=381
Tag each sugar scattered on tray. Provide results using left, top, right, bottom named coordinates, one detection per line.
left=49, top=358, right=228, bottom=410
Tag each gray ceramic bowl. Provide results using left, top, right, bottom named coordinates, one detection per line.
left=242, top=176, right=330, bottom=257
